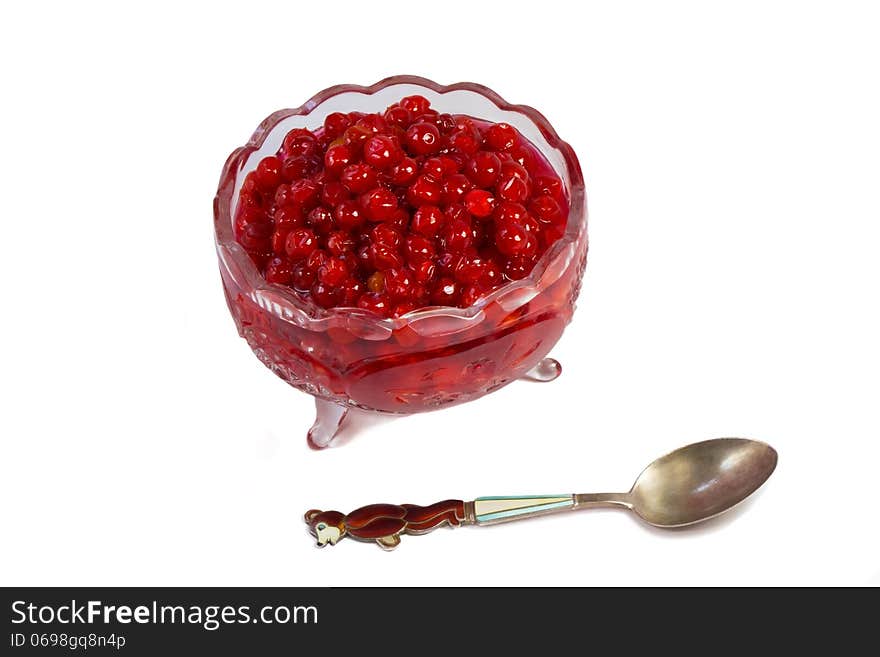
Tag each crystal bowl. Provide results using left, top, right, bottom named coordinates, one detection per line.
left=214, top=76, right=588, bottom=448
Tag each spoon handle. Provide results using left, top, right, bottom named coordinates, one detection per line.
left=305, top=493, right=631, bottom=549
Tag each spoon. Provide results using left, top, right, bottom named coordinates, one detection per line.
left=304, top=438, right=778, bottom=549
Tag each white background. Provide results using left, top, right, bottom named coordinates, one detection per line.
left=1, top=0, right=878, bottom=586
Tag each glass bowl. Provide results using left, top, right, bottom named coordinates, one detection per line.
left=214, top=75, right=588, bottom=448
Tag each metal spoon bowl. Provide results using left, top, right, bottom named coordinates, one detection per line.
left=624, top=438, right=778, bottom=527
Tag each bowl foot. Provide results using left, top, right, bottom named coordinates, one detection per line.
left=522, top=357, right=562, bottom=383
left=307, top=398, right=350, bottom=450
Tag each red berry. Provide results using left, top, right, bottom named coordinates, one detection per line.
left=534, top=175, right=564, bottom=197
left=384, top=106, right=412, bottom=129
left=388, top=157, right=419, bottom=185
left=334, top=199, right=365, bottom=230
left=400, top=95, right=430, bottom=115
left=369, top=242, right=404, bottom=270
left=255, top=156, right=282, bottom=190
left=274, top=205, right=304, bottom=230
left=321, top=181, right=349, bottom=207
left=493, top=201, right=528, bottom=225
left=318, top=257, right=349, bottom=287
left=430, top=277, right=460, bottom=306
left=340, top=277, right=364, bottom=305
left=326, top=230, right=355, bottom=256
left=343, top=125, right=372, bottom=153
left=485, top=123, right=517, bottom=151
left=285, top=228, right=318, bottom=260
left=281, top=155, right=319, bottom=182
left=272, top=229, right=290, bottom=255
left=530, top=195, right=564, bottom=225
left=464, top=189, right=496, bottom=218
left=460, top=283, right=483, bottom=307
left=405, top=122, right=442, bottom=156
left=324, top=144, right=353, bottom=178
left=465, top=151, right=501, bottom=187
left=411, top=205, right=445, bottom=237
left=323, top=112, right=351, bottom=138
left=363, top=135, right=403, bottom=170
left=306, top=248, right=330, bottom=272
left=361, top=187, right=398, bottom=222
left=357, top=113, right=388, bottom=135
left=307, top=206, right=335, bottom=235
left=372, top=223, right=403, bottom=249
left=289, top=179, right=320, bottom=209
left=442, top=173, right=473, bottom=204
left=384, top=267, right=416, bottom=300
left=412, top=258, right=437, bottom=284
left=509, top=143, right=534, bottom=170
left=291, top=262, right=316, bottom=290
left=283, top=131, right=318, bottom=159
left=450, top=130, right=479, bottom=156
left=404, top=234, right=436, bottom=264
left=496, top=172, right=529, bottom=203
left=341, top=164, right=378, bottom=194
left=265, top=256, right=295, bottom=285
left=310, top=281, right=342, bottom=308
left=406, top=175, right=443, bottom=206
left=495, top=219, right=528, bottom=256
left=503, top=254, right=536, bottom=280
left=436, top=113, right=457, bottom=134
left=454, top=254, right=489, bottom=284
left=357, top=292, right=393, bottom=317
left=443, top=217, right=474, bottom=253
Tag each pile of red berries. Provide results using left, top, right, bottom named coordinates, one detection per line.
left=234, top=95, right=568, bottom=317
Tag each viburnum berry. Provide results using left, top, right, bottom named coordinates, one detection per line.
left=318, top=257, right=349, bottom=287
left=255, top=156, right=282, bottom=190
left=464, top=189, right=495, bottom=218
left=384, top=106, right=411, bottom=129
left=234, top=96, right=568, bottom=313
left=485, top=122, right=517, bottom=151
left=405, top=122, right=442, bottom=156
left=361, top=187, right=398, bottom=222
left=323, top=112, right=351, bottom=139
left=357, top=291, right=393, bottom=317
left=334, top=199, right=365, bottom=230
left=372, top=223, right=403, bottom=249
left=324, top=144, right=353, bottom=177
left=406, top=174, right=443, bottom=206
left=494, top=218, right=528, bottom=256
left=442, top=173, right=473, bottom=204
left=274, top=205, right=303, bottom=230
left=310, top=281, right=342, bottom=308
left=400, top=95, right=431, bottom=115
left=265, top=256, right=295, bottom=285
left=363, top=135, right=403, bottom=170
left=340, top=164, right=378, bottom=194
left=388, top=156, right=419, bottom=185
left=285, top=228, right=318, bottom=260
left=307, top=206, right=335, bottom=235
left=411, top=205, right=445, bottom=238
left=465, top=151, right=501, bottom=187
left=369, top=242, right=404, bottom=270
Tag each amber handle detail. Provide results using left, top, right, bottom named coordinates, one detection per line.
left=304, top=500, right=470, bottom=550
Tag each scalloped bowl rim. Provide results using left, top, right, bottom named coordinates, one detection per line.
left=214, top=75, right=587, bottom=330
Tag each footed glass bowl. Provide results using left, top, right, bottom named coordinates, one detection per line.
left=214, top=76, right=588, bottom=448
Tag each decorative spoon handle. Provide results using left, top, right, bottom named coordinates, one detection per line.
left=304, top=494, right=631, bottom=549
